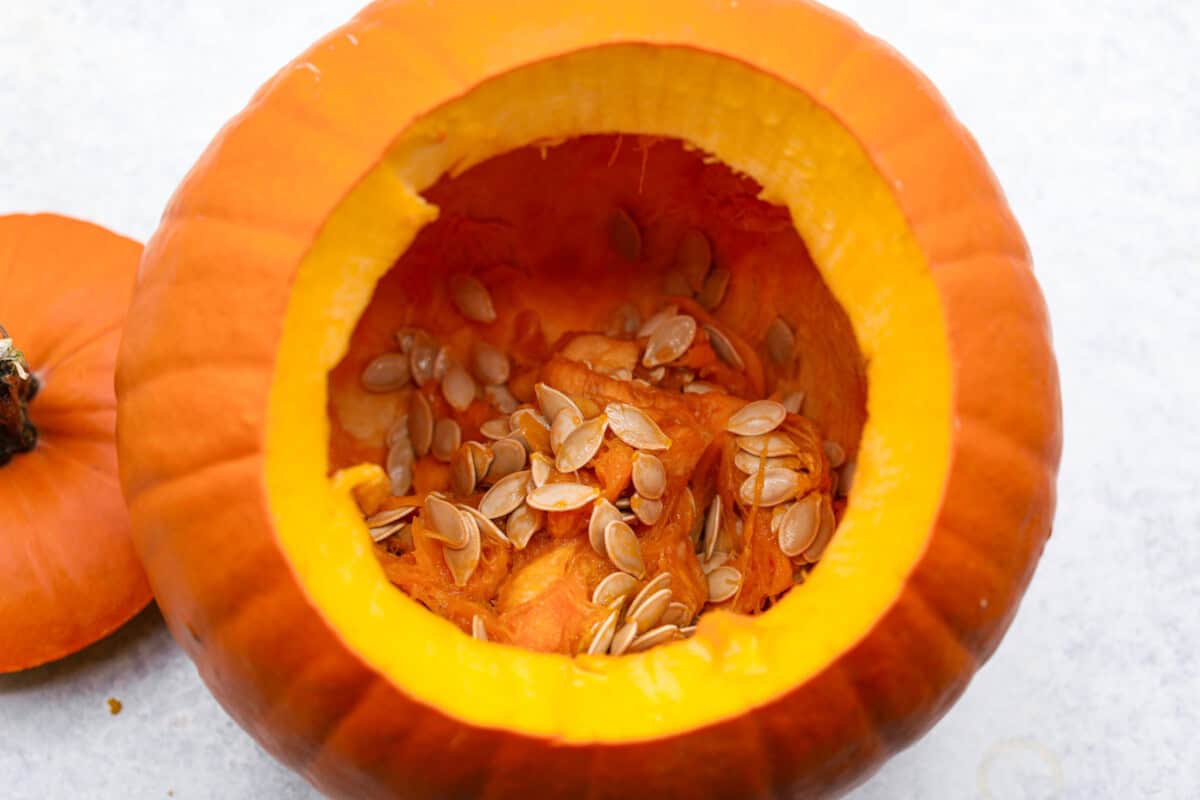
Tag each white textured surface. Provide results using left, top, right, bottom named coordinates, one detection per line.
left=1, top=1, right=1197, bottom=798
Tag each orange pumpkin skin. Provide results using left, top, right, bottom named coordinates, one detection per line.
left=0, top=214, right=151, bottom=672
left=115, top=1, right=1061, bottom=797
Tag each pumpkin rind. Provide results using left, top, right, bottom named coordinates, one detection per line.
left=0, top=214, right=151, bottom=672
left=116, top=1, right=1061, bottom=797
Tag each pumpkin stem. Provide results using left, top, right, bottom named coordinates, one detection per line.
left=0, top=324, right=38, bottom=466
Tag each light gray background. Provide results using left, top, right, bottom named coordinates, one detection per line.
left=1, top=1, right=1196, bottom=798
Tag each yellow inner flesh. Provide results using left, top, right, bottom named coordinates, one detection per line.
left=266, top=46, right=950, bottom=740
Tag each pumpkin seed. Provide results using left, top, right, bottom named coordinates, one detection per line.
left=478, top=470, right=531, bottom=518
left=535, top=383, right=581, bottom=423
left=526, top=482, right=600, bottom=512
left=637, top=304, right=678, bottom=338
left=408, top=392, right=434, bottom=456
left=471, top=342, right=510, bottom=386
left=706, top=566, right=742, bottom=603
left=604, top=520, right=645, bottom=578
left=370, top=519, right=410, bottom=544
left=510, top=407, right=551, bottom=453
left=733, top=449, right=802, bottom=475
left=701, top=550, right=730, bottom=574
left=737, top=432, right=800, bottom=457
left=365, top=506, right=417, bottom=528
left=409, top=331, right=439, bottom=385
left=703, top=324, right=744, bottom=370
left=683, top=381, right=717, bottom=394
left=387, top=415, right=411, bottom=447
left=738, top=468, right=804, bottom=507
left=675, top=228, right=712, bottom=291
left=471, top=615, right=488, bottom=641
left=361, top=352, right=411, bottom=392
left=684, top=487, right=704, bottom=547
left=609, top=367, right=633, bottom=381
left=479, top=417, right=511, bottom=440
left=608, top=303, right=642, bottom=338
left=642, top=314, right=697, bottom=367
left=627, top=588, right=672, bottom=631
left=386, top=438, right=415, bottom=480
left=394, top=327, right=418, bottom=353
left=443, top=513, right=481, bottom=586
left=608, top=208, right=641, bottom=262
left=823, top=440, right=846, bottom=469
left=449, top=445, right=477, bottom=496
left=609, top=620, right=639, bottom=656
left=432, top=346, right=451, bottom=382
left=679, top=624, right=698, bottom=637
left=506, top=502, right=544, bottom=549
left=467, top=441, right=493, bottom=481
left=529, top=452, right=555, bottom=487
left=441, top=364, right=477, bottom=412
left=838, top=461, right=856, bottom=498
left=486, top=438, right=527, bottom=482
left=726, top=400, right=787, bottom=437
left=605, top=402, right=671, bottom=451
left=660, top=601, right=690, bottom=628
left=431, top=418, right=461, bottom=463
left=804, top=496, right=836, bottom=563
left=628, top=624, right=680, bottom=653
left=592, top=571, right=639, bottom=606
left=555, top=414, right=608, bottom=472
left=423, top=494, right=471, bottom=549
left=697, top=267, right=730, bottom=310
left=778, top=494, right=821, bottom=556
left=461, top=504, right=509, bottom=544
left=549, top=407, right=583, bottom=454
left=389, top=462, right=413, bottom=497
left=627, top=573, right=671, bottom=616
left=588, top=498, right=623, bottom=554
left=630, top=494, right=664, bottom=526
left=770, top=504, right=789, bottom=534
left=450, top=274, right=497, bottom=323
left=703, top=496, right=722, bottom=560
left=765, top=316, right=795, bottom=365
left=485, top=383, right=519, bottom=414
left=781, top=390, right=805, bottom=414
left=586, top=609, right=621, bottom=656
left=631, top=451, right=666, bottom=500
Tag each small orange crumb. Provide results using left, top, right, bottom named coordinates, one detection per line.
left=106, top=697, right=123, bottom=715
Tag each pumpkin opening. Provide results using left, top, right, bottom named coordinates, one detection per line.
left=327, top=135, right=866, bottom=654
left=265, top=44, right=952, bottom=740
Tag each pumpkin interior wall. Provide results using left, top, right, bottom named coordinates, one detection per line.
left=327, top=135, right=867, bottom=641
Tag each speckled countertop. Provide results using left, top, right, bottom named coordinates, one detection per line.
left=1, top=1, right=1197, bottom=798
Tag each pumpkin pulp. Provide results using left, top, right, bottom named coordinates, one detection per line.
left=328, top=136, right=865, bottom=655
left=266, top=46, right=952, bottom=741
left=0, top=326, right=38, bottom=466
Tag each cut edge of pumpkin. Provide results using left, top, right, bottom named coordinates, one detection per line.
left=265, top=45, right=951, bottom=741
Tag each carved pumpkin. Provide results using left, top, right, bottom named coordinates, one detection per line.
left=1, top=214, right=150, bottom=672
left=116, top=1, right=1061, bottom=797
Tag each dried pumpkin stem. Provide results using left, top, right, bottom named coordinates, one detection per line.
left=0, top=324, right=38, bottom=466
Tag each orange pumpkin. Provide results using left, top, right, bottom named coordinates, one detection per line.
left=0, top=214, right=150, bottom=672
left=116, top=1, right=1061, bottom=797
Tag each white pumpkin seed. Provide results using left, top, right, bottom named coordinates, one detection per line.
left=604, top=520, right=645, bottom=578
left=765, top=316, right=795, bottom=365
left=630, top=494, right=664, bottom=526
left=486, top=438, right=527, bottom=482
left=679, top=624, right=698, bottom=637
left=608, top=367, right=634, bottom=381
left=736, top=432, right=800, bottom=457
left=467, top=441, right=493, bottom=480
left=443, top=513, right=481, bottom=586
left=733, top=449, right=803, bottom=475
left=605, top=402, right=672, bottom=451
left=608, top=208, right=641, bottom=262
left=449, top=445, right=477, bottom=496
left=408, top=392, right=434, bottom=456
left=683, top=381, right=717, bottom=394
left=701, top=550, right=731, bottom=574
left=684, top=487, right=704, bottom=547
left=471, top=615, right=488, bottom=641
left=781, top=391, right=805, bottom=414
left=704, top=324, right=744, bottom=370
left=526, top=482, right=600, bottom=512
left=549, top=407, right=583, bottom=454
left=770, top=504, right=789, bottom=534
left=675, top=228, right=712, bottom=290
left=703, top=496, right=722, bottom=560
left=386, top=415, right=411, bottom=447
left=588, top=498, right=623, bottom=555
left=726, top=400, right=788, bottom=437
left=628, top=624, right=680, bottom=653
left=471, top=342, right=510, bottom=385
left=450, top=274, right=497, bottom=323
left=804, top=496, right=836, bottom=563
left=637, top=304, right=679, bottom=338
left=431, top=418, right=461, bottom=463
left=697, top=267, right=730, bottom=310
left=386, top=437, right=415, bottom=479
left=361, top=352, right=411, bottom=392
left=432, top=346, right=451, bottom=382
left=460, top=504, right=509, bottom=544
left=506, top=502, right=544, bottom=549
left=591, top=571, right=639, bottom=606
left=484, top=383, right=519, bottom=414
left=627, top=588, right=672, bottom=631
left=555, top=414, right=608, bottom=472
left=479, top=417, right=511, bottom=440
left=631, top=451, right=666, bottom=500
left=369, top=519, right=410, bottom=544
left=627, top=574, right=671, bottom=617
left=389, top=461, right=413, bottom=497
left=441, top=364, right=476, bottom=412
left=660, top=601, right=690, bottom=628
left=534, top=383, right=582, bottom=425
left=823, top=440, right=847, bottom=469
left=642, top=314, right=697, bottom=367
left=423, top=494, right=471, bottom=549
left=478, top=470, right=531, bottom=518
left=409, top=331, right=439, bottom=385
left=394, top=327, right=418, bottom=353
left=778, top=494, right=821, bottom=556
left=738, top=468, right=804, bottom=507
left=365, top=506, right=417, bottom=528
left=586, top=610, right=621, bottom=656
left=529, top=452, right=555, bottom=487
left=609, top=620, right=639, bottom=656
left=706, top=566, right=742, bottom=603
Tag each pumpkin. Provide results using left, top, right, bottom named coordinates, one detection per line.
left=0, top=214, right=150, bottom=672
left=116, top=1, right=1061, bottom=797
